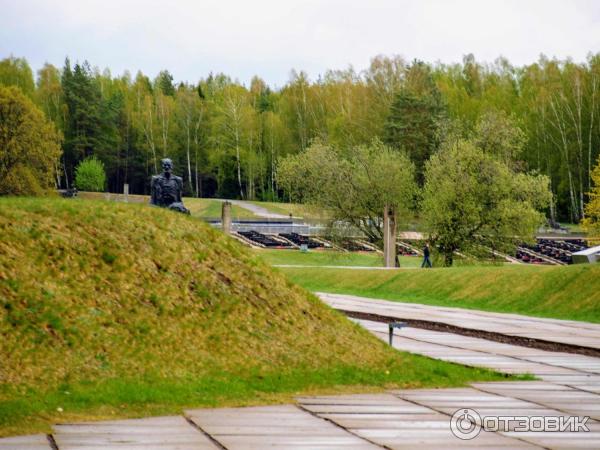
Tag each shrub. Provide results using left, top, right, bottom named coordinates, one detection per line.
left=75, top=157, right=106, bottom=192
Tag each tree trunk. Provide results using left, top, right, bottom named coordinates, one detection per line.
left=588, top=76, right=597, bottom=195
left=193, top=115, right=202, bottom=198
left=566, top=83, right=585, bottom=220
left=186, top=118, right=193, bottom=195
left=549, top=190, right=556, bottom=224
left=444, top=251, right=453, bottom=267
left=550, top=98, right=578, bottom=222
left=158, top=95, right=169, bottom=157
left=270, top=114, right=276, bottom=196
left=63, top=155, right=70, bottom=189
left=54, top=161, right=61, bottom=189
left=236, top=141, right=243, bottom=199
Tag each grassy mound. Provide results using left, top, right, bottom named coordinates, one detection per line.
left=0, top=198, right=509, bottom=435
left=281, top=264, right=600, bottom=323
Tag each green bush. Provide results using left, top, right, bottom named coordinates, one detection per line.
left=75, top=157, right=106, bottom=192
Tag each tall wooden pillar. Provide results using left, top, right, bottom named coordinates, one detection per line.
left=222, top=201, right=232, bottom=235
left=383, top=205, right=397, bottom=267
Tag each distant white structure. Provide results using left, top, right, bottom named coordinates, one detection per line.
left=572, top=245, right=600, bottom=264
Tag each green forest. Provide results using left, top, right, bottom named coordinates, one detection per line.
left=2, top=53, right=599, bottom=222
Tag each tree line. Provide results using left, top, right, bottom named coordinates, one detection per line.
left=1, top=53, right=599, bottom=222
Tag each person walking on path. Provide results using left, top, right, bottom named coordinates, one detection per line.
left=421, top=243, right=432, bottom=268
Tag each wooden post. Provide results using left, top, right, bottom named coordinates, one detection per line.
left=123, top=183, right=129, bottom=203
left=222, top=201, right=232, bottom=235
left=383, top=205, right=390, bottom=266
left=383, top=205, right=397, bottom=267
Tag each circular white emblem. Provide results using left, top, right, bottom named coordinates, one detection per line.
left=450, top=408, right=482, bottom=440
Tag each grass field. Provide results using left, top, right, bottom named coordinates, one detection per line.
left=0, top=197, right=514, bottom=436
left=77, top=191, right=256, bottom=218
left=280, top=263, right=600, bottom=323
left=255, top=249, right=422, bottom=267
left=255, top=248, right=515, bottom=268
left=557, top=222, right=586, bottom=233
left=185, top=198, right=255, bottom=218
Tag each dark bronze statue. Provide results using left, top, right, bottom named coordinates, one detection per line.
left=150, top=158, right=190, bottom=214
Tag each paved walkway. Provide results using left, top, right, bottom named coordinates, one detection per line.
left=224, top=199, right=290, bottom=219
left=3, top=298, right=600, bottom=449
left=319, top=292, right=600, bottom=350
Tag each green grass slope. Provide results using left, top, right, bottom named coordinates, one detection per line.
left=0, top=198, right=510, bottom=436
left=281, top=264, right=600, bottom=323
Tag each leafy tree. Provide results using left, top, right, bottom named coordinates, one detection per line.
left=278, top=139, right=416, bottom=245
left=156, top=70, right=175, bottom=96
left=279, top=71, right=320, bottom=152
left=62, top=60, right=103, bottom=178
left=175, top=83, right=205, bottom=196
left=2, top=52, right=599, bottom=219
left=36, top=63, right=64, bottom=131
left=0, top=86, right=62, bottom=195
left=61, top=60, right=130, bottom=191
left=384, top=62, right=444, bottom=182
left=582, top=157, right=600, bottom=239
left=0, top=56, right=35, bottom=97
left=474, top=110, right=526, bottom=168
left=75, top=157, right=106, bottom=192
left=422, top=139, right=551, bottom=266
left=95, top=81, right=126, bottom=192
left=214, top=84, right=257, bottom=199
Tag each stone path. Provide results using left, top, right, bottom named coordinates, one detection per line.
left=319, top=292, right=600, bottom=350
left=3, top=298, right=600, bottom=449
left=0, top=434, right=53, bottom=450
left=52, top=416, right=216, bottom=450
left=291, top=320, right=600, bottom=449
left=187, top=404, right=378, bottom=449
left=224, top=199, right=290, bottom=219
left=355, top=319, right=600, bottom=381
left=297, top=392, right=538, bottom=449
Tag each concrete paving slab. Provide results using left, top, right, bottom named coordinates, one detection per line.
left=393, top=387, right=600, bottom=449
left=0, top=434, right=51, bottom=450
left=53, top=416, right=217, bottom=450
left=186, top=404, right=380, bottom=449
left=297, top=393, right=539, bottom=449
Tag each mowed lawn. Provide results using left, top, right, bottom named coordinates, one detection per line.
left=77, top=191, right=256, bottom=218
left=185, top=198, right=256, bottom=218
left=255, top=249, right=422, bottom=267
left=280, top=263, right=600, bottom=323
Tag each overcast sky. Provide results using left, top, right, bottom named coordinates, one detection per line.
left=1, top=0, right=599, bottom=88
